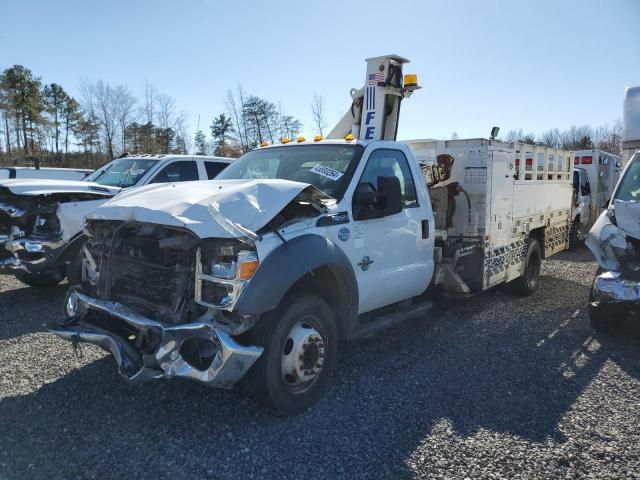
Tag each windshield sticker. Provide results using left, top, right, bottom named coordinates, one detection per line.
left=128, top=168, right=146, bottom=176
left=310, top=164, right=344, bottom=181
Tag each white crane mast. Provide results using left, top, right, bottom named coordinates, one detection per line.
left=327, top=54, right=420, bottom=142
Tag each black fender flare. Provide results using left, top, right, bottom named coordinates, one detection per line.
left=237, top=234, right=359, bottom=337
left=53, top=232, right=88, bottom=269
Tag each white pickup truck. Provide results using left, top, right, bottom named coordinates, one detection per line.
left=0, top=154, right=232, bottom=286
left=51, top=55, right=573, bottom=414
left=586, top=86, right=640, bottom=330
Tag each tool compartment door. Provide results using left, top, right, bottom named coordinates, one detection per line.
left=486, top=149, right=514, bottom=287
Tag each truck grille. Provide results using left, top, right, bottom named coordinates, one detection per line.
left=90, top=222, right=201, bottom=324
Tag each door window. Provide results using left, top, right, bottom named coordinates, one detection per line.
left=352, top=149, right=417, bottom=220
left=579, top=170, right=591, bottom=196
left=205, top=161, right=228, bottom=179
left=151, top=161, right=199, bottom=183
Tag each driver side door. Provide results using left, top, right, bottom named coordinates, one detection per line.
left=345, top=148, right=433, bottom=314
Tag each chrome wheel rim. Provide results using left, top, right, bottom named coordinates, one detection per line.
left=281, top=317, right=325, bottom=393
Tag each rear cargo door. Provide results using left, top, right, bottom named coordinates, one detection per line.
left=486, top=149, right=514, bottom=286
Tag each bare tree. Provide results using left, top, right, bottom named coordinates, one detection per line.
left=156, top=93, right=176, bottom=130
left=114, top=85, right=137, bottom=153
left=596, top=120, right=623, bottom=154
left=82, top=80, right=119, bottom=158
left=539, top=128, right=561, bottom=148
left=174, top=114, right=193, bottom=154
left=143, top=82, right=156, bottom=125
left=311, top=91, right=327, bottom=136
left=224, top=84, right=249, bottom=153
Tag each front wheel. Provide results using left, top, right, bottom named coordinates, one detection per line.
left=588, top=270, right=627, bottom=331
left=245, top=293, right=337, bottom=414
left=512, top=238, right=542, bottom=296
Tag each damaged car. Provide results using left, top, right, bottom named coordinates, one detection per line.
left=586, top=151, right=640, bottom=330
left=0, top=154, right=232, bottom=287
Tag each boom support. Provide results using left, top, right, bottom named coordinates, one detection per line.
left=327, top=54, right=420, bottom=142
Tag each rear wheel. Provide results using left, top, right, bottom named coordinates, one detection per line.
left=512, top=238, right=542, bottom=296
left=245, top=293, right=337, bottom=414
left=568, top=221, right=579, bottom=251
left=14, top=269, right=64, bottom=287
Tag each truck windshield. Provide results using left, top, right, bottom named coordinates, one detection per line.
left=84, top=158, right=158, bottom=187
left=216, top=144, right=364, bottom=199
left=615, top=155, right=640, bottom=202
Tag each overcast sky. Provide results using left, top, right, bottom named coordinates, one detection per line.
left=2, top=0, right=639, bottom=141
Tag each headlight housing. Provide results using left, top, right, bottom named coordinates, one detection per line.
left=195, top=240, right=259, bottom=313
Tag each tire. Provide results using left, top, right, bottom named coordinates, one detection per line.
left=245, top=293, right=338, bottom=414
left=568, top=221, right=579, bottom=251
left=65, top=252, right=83, bottom=287
left=512, top=238, right=542, bottom=296
left=14, top=269, right=64, bottom=287
left=588, top=269, right=626, bottom=331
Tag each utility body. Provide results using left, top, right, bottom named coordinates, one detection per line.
left=51, top=55, right=573, bottom=413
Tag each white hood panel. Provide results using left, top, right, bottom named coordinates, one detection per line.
left=87, top=179, right=321, bottom=239
left=613, top=200, right=640, bottom=239
left=0, top=179, right=120, bottom=197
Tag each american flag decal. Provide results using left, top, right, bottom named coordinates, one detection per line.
left=368, top=72, right=385, bottom=85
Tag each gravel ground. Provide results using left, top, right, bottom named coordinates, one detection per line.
left=0, top=247, right=639, bottom=480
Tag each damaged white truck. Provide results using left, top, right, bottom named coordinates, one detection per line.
left=586, top=86, right=640, bottom=330
left=50, top=55, right=574, bottom=413
left=0, top=154, right=231, bottom=286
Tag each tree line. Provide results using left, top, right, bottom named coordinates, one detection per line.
left=1, top=63, right=623, bottom=171
left=450, top=122, right=622, bottom=154
left=0, top=65, right=307, bottom=169
left=502, top=122, right=622, bottom=154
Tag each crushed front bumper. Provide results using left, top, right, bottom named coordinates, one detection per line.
left=49, top=290, right=263, bottom=388
left=0, top=236, right=64, bottom=274
left=592, top=270, right=640, bottom=306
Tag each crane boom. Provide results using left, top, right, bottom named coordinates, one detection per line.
left=327, top=54, right=420, bottom=142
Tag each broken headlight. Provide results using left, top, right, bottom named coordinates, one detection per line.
left=195, top=240, right=259, bottom=312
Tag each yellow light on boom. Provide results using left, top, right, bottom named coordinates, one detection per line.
left=344, top=133, right=354, bottom=142
left=281, top=137, right=291, bottom=144
left=260, top=140, right=270, bottom=147
left=297, top=136, right=306, bottom=143
left=404, top=74, right=418, bottom=87
left=314, top=135, right=323, bottom=142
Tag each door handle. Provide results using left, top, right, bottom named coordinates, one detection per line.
left=421, top=219, right=429, bottom=239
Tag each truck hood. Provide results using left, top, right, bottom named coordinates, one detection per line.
left=586, top=201, right=640, bottom=272
left=0, top=178, right=120, bottom=197
left=87, top=179, right=331, bottom=239
left=612, top=199, right=640, bottom=240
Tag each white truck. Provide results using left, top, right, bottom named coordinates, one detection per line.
left=570, top=149, right=622, bottom=249
left=0, top=154, right=232, bottom=286
left=586, top=86, right=640, bottom=330
left=51, top=55, right=573, bottom=414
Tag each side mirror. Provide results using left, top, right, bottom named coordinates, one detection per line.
left=581, top=184, right=591, bottom=196
left=377, top=175, right=402, bottom=217
left=352, top=176, right=403, bottom=220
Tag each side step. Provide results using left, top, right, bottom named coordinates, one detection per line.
left=346, top=299, right=434, bottom=340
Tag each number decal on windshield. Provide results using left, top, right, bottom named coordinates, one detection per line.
left=310, top=164, right=344, bottom=181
